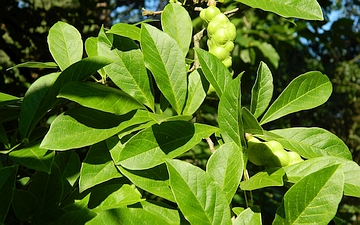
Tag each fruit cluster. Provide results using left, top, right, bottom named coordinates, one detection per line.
left=246, top=135, right=304, bottom=168
left=200, top=6, right=236, bottom=68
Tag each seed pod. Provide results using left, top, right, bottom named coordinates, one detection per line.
left=209, top=46, right=229, bottom=61
left=287, top=151, right=304, bottom=165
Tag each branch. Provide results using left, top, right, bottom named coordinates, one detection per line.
left=142, top=8, right=163, bottom=17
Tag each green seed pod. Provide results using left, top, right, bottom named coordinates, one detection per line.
left=212, top=28, right=231, bottom=45
left=227, top=22, right=237, bottom=41
left=223, top=41, right=234, bottom=52
left=222, top=56, right=232, bottom=68
left=212, top=13, right=229, bottom=28
left=201, top=6, right=221, bottom=23
left=288, top=151, right=304, bottom=165
left=209, top=46, right=229, bottom=61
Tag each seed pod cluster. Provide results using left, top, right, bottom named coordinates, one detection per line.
left=200, top=6, right=236, bottom=68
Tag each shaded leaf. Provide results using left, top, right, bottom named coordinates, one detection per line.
left=7, top=61, right=58, bottom=70
left=240, top=168, right=284, bottom=191
left=242, top=107, right=264, bottom=135
left=12, top=190, right=39, bottom=222
left=0, top=165, right=18, bottom=223
left=107, top=23, right=141, bottom=41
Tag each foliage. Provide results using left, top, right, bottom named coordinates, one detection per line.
left=1, top=0, right=360, bottom=224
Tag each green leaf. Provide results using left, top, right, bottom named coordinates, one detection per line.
left=141, top=23, right=187, bottom=114
left=50, top=207, right=96, bottom=225
left=12, top=190, right=39, bottom=222
left=251, top=42, right=280, bottom=68
left=104, top=49, right=155, bottom=111
left=7, top=61, right=58, bottom=70
left=48, top=21, right=83, bottom=71
left=233, top=207, right=262, bottom=225
left=242, top=107, right=264, bottom=135
left=117, top=121, right=218, bottom=170
left=84, top=37, right=98, bottom=57
left=260, top=71, right=332, bottom=125
left=235, top=0, right=323, bottom=20
left=167, top=160, right=231, bottom=225
left=266, top=127, right=352, bottom=160
left=273, top=165, right=343, bottom=224
left=195, top=48, right=232, bottom=97
left=240, top=168, right=284, bottom=191
left=206, top=143, right=243, bottom=205
left=0, top=165, right=18, bottom=223
left=0, top=124, right=9, bottom=146
left=41, top=107, right=152, bottom=150
left=107, top=23, right=141, bottom=41
left=162, top=3, right=192, bottom=57
left=250, top=62, right=273, bottom=118
left=117, top=164, right=175, bottom=202
left=139, top=201, right=181, bottom=225
left=0, top=92, right=20, bottom=109
left=9, top=142, right=54, bottom=173
left=79, top=141, right=122, bottom=193
left=283, top=156, right=360, bottom=198
left=58, top=81, right=145, bottom=115
left=218, top=76, right=245, bottom=147
left=54, top=151, right=81, bottom=189
left=182, top=69, right=208, bottom=115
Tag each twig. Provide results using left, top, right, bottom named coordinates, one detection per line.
left=142, top=8, right=163, bottom=16
left=189, top=28, right=205, bottom=72
left=206, top=137, right=216, bottom=153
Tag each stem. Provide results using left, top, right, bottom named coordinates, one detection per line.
left=189, top=28, right=205, bottom=72
left=142, top=8, right=163, bottom=16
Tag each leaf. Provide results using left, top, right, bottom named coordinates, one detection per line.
left=12, top=190, right=39, bottom=222
left=240, top=168, right=284, bottom=191
left=195, top=48, right=232, bottom=97
left=218, top=76, right=245, bottom=147
left=162, top=3, right=192, bottom=56
left=182, top=69, right=208, bottom=115
left=79, top=141, right=122, bottom=193
left=0, top=165, right=18, bottom=223
left=107, top=23, right=141, bottom=41
left=283, top=156, right=360, bottom=198
left=104, top=49, right=155, bottom=111
left=7, top=61, right=58, bottom=70
left=0, top=92, right=20, bottom=106
left=266, top=127, right=352, bottom=160
left=242, top=107, right=264, bottom=135
left=0, top=124, right=9, bottom=146
left=251, top=42, right=280, bottom=68
left=54, top=151, right=81, bottom=188
left=117, top=164, right=175, bottom=202
left=41, top=107, right=152, bottom=150
left=233, top=207, right=262, bottom=225
left=9, top=141, right=54, bottom=173
left=234, top=0, right=323, bottom=20
left=139, top=201, right=181, bottom=225
left=250, top=62, right=274, bottom=119
left=141, top=23, right=187, bottom=114
left=206, top=143, right=243, bottom=204
left=48, top=21, right=83, bottom=71
left=273, top=165, right=343, bottom=224
left=167, top=160, right=231, bottom=225
left=260, top=71, right=332, bottom=125
left=117, top=121, right=218, bottom=170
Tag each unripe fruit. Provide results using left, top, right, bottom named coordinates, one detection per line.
left=288, top=151, right=304, bottom=165
left=227, top=23, right=237, bottom=41
left=209, top=46, right=229, bottom=61
left=223, top=41, right=234, bottom=52
left=222, top=56, right=232, bottom=68
left=212, top=14, right=229, bottom=28
left=200, top=6, right=221, bottom=24
left=212, top=28, right=231, bottom=45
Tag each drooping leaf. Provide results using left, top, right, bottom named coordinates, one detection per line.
left=79, top=141, right=122, bottom=193
left=7, top=61, right=58, bottom=70
left=107, top=23, right=141, bottom=41
left=218, top=76, right=245, bottom=147
left=250, top=62, right=273, bottom=119
left=41, top=107, right=152, bottom=150
left=260, top=71, right=332, bottom=125
left=274, top=165, right=343, bottom=224
left=117, top=121, right=218, bottom=170
left=167, top=160, right=232, bottom=225
left=266, top=127, right=352, bottom=160
left=195, top=48, right=232, bottom=97
left=0, top=165, right=18, bottom=223
left=233, top=207, right=262, bottom=225
left=206, top=143, right=243, bottom=204
left=162, top=3, right=192, bottom=56
left=242, top=107, right=264, bottom=135
left=141, top=23, right=187, bottom=114
left=240, top=168, right=284, bottom=191
left=48, top=21, right=83, bottom=71
left=9, top=141, right=54, bottom=174
left=234, top=0, right=323, bottom=20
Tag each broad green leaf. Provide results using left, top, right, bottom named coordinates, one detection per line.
left=9, top=142, right=54, bottom=173
left=85, top=37, right=98, bottom=57
left=7, top=61, right=58, bottom=70
left=250, top=62, right=273, bottom=118
left=79, top=141, right=122, bottom=193
left=41, top=107, right=152, bottom=150
left=182, top=69, right=208, bottom=115
left=167, top=160, right=231, bottom=225
left=104, top=49, right=155, bottom=110
left=19, top=56, right=112, bottom=139
left=283, top=156, right=360, bottom=198
left=242, top=107, right=264, bottom=135
left=162, top=3, right=192, bottom=56
left=58, top=81, right=145, bottom=115
left=50, top=207, right=96, bottom=225
left=117, top=165, right=175, bottom=202
left=141, top=23, right=187, bottom=114
left=235, top=0, right=323, bottom=20
left=195, top=48, right=232, bottom=97
left=107, top=23, right=141, bottom=41
left=218, top=76, right=245, bottom=147
left=206, top=143, right=243, bottom=204
left=240, top=168, right=284, bottom=191
left=266, top=127, right=352, bottom=160
left=93, top=184, right=142, bottom=212
left=0, top=165, right=18, bottom=223
left=12, top=190, right=39, bottom=222
left=260, top=72, right=332, bottom=125
left=0, top=124, right=9, bottom=146
left=0, top=92, right=20, bottom=102
left=54, top=151, right=81, bottom=188
left=139, top=201, right=181, bottom=225
left=233, top=207, right=262, bottom=225
left=273, top=165, right=343, bottom=224
left=117, top=121, right=218, bottom=170
left=48, top=21, right=83, bottom=71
